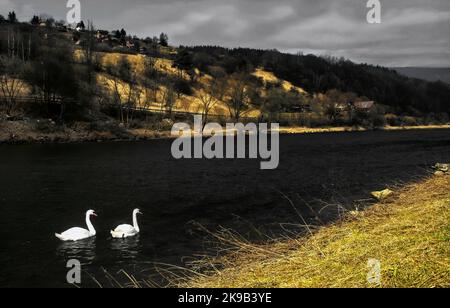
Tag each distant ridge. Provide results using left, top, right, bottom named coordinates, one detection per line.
left=393, top=67, right=450, bottom=84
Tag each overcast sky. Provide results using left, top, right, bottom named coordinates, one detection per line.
left=1, top=0, right=449, bottom=67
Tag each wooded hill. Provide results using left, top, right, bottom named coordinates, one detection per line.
left=1, top=15, right=449, bottom=129
left=186, top=46, right=450, bottom=115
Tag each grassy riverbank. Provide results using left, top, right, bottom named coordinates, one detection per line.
left=2, top=119, right=450, bottom=144
left=182, top=175, right=450, bottom=288
left=0, top=120, right=173, bottom=144
left=276, top=124, right=450, bottom=134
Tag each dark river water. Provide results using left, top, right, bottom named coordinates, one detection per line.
left=0, top=129, right=449, bottom=288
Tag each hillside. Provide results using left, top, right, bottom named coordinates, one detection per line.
left=1, top=20, right=450, bottom=140
left=393, top=67, right=450, bottom=84
left=90, top=51, right=263, bottom=118
left=185, top=46, right=450, bottom=115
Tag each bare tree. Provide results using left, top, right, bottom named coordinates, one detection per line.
left=161, top=83, right=176, bottom=119
left=3, top=25, right=32, bottom=61
left=198, top=79, right=226, bottom=126
left=106, top=72, right=125, bottom=123
left=24, top=36, right=79, bottom=120
left=0, top=56, right=25, bottom=115
left=141, top=57, right=159, bottom=110
left=82, top=21, right=97, bottom=84
left=225, top=74, right=251, bottom=122
left=106, top=56, right=139, bottom=126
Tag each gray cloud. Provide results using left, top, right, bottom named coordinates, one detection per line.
left=1, top=0, right=449, bottom=67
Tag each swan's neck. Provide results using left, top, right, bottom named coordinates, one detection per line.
left=133, top=212, right=140, bottom=232
left=85, top=214, right=96, bottom=236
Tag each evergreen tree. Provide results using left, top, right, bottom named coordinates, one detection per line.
left=76, top=21, right=85, bottom=30
left=31, top=15, right=40, bottom=25
left=172, top=48, right=193, bottom=78
left=8, top=11, right=17, bottom=23
left=159, top=33, right=169, bottom=47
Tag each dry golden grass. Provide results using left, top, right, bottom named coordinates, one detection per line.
left=277, top=125, right=450, bottom=135
left=182, top=176, right=450, bottom=288
left=385, top=125, right=450, bottom=131
left=276, top=126, right=361, bottom=134
left=99, top=52, right=183, bottom=78
left=93, top=51, right=262, bottom=117
left=253, top=68, right=307, bottom=94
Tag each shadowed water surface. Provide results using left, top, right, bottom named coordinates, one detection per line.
left=0, top=129, right=449, bottom=287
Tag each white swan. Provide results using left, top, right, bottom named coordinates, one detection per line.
left=111, top=209, right=142, bottom=238
left=55, top=210, right=98, bottom=242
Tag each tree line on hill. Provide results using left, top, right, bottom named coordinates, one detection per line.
left=0, top=13, right=173, bottom=123
left=184, top=46, right=450, bottom=116
left=0, top=24, right=77, bottom=115
left=0, top=12, right=449, bottom=131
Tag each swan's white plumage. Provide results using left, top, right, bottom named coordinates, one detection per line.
left=55, top=228, right=91, bottom=241
left=111, top=209, right=142, bottom=238
left=111, top=224, right=138, bottom=238
left=55, top=210, right=97, bottom=242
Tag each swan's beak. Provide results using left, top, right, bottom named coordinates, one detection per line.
left=92, top=213, right=98, bottom=217
left=138, top=211, right=143, bottom=215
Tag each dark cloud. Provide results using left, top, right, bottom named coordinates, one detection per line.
left=1, top=0, right=449, bottom=66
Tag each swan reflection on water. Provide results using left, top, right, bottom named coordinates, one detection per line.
left=109, top=235, right=142, bottom=262
left=55, top=235, right=143, bottom=264
left=56, top=237, right=97, bottom=265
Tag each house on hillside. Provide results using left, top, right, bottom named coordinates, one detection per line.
left=334, top=102, right=350, bottom=112
left=96, top=30, right=110, bottom=42
left=287, top=104, right=312, bottom=113
left=139, top=46, right=148, bottom=55
left=352, top=101, right=375, bottom=112
left=126, top=40, right=135, bottom=49
left=56, top=25, right=68, bottom=32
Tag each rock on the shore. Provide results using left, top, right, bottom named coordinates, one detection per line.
left=433, top=163, right=449, bottom=176
left=371, top=189, right=394, bottom=201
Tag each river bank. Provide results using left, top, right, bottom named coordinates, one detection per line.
left=181, top=175, right=450, bottom=288
left=0, top=120, right=173, bottom=145
left=276, top=124, right=450, bottom=134
left=1, top=119, right=450, bottom=145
